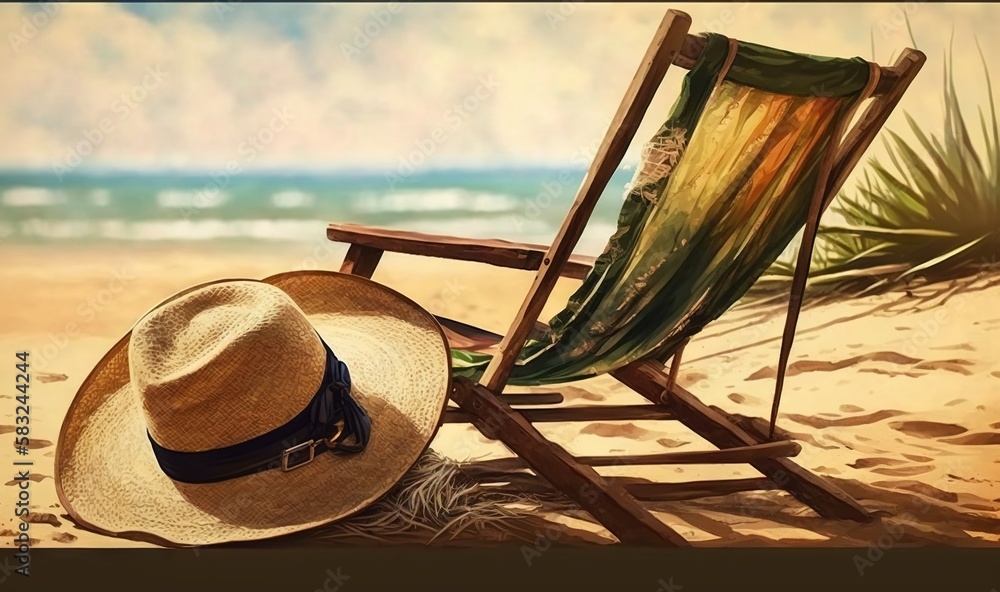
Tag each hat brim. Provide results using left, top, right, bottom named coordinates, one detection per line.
left=55, top=271, right=452, bottom=547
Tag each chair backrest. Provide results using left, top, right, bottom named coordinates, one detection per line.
left=455, top=19, right=924, bottom=390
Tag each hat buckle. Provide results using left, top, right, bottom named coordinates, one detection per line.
left=281, top=421, right=346, bottom=471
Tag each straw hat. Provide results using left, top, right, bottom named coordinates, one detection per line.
left=55, top=271, right=452, bottom=547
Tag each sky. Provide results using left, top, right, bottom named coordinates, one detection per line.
left=0, top=2, right=998, bottom=173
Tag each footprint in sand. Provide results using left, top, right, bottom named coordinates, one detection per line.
left=930, top=343, right=976, bottom=352
left=991, top=371, right=1000, bottom=379
left=559, top=386, right=604, bottom=402
left=959, top=501, right=999, bottom=512
left=944, top=399, right=967, bottom=406
left=889, top=421, right=967, bottom=439
left=787, top=431, right=839, bottom=450
left=22, top=513, right=61, bottom=527
left=859, top=368, right=925, bottom=378
left=656, top=438, right=690, bottom=448
left=940, top=432, right=1000, bottom=446
left=36, top=372, right=68, bottom=383
left=871, top=480, right=958, bottom=503
left=784, top=409, right=905, bottom=429
left=913, top=360, right=975, bottom=375
left=895, top=438, right=950, bottom=454
left=870, top=465, right=934, bottom=477
left=840, top=404, right=865, bottom=413
left=849, top=457, right=906, bottom=469
left=746, top=351, right=922, bottom=380
left=52, top=532, right=78, bottom=544
left=727, top=393, right=761, bottom=405
left=581, top=422, right=661, bottom=441
left=746, top=352, right=974, bottom=380
left=4, top=474, right=50, bottom=486
left=949, top=474, right=989, bottom=484
left=681, top=371, right=709, bottom=386
left=10, top=438, right=54, bottom=450
left=824, top=434, right=888, bottom=453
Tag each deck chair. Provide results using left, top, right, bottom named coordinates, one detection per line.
left=326, top=9, right=925, bottom=546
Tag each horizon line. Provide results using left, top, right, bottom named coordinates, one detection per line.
left=0, top=162, right=642, bottom=177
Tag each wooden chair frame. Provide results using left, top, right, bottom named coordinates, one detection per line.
left=327, top=9, right=926, bottom=545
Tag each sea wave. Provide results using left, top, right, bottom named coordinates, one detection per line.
left=1, top=187, right=65, bottom=207
left=352, top=189, right=518, bottom=214
left=271, top=190, right=314, bottom=209
left=88, top=189, right=111, bottom=207
left=156, top=189, right=228, bottom=209
left=2, top=215, right=616, bottom=255
left=11, top=218, right=329, bottom=241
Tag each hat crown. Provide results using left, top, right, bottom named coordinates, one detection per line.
left=129, top=281, right=326, bottom=452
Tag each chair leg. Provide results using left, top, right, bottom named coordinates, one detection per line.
left=450, top=378, right=691, bottom=546
left=665, top=338, right=689, bottom=392
left=612, top=360, right=874, bottom=522
left=340, top=244, right=384, bottom=278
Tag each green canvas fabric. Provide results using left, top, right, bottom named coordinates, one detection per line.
left=452, top=33, right=872, bottom=386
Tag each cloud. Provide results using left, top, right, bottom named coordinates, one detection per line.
left=0, top=1, right=997, bottom=181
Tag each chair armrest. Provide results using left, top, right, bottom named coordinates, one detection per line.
left=327, top=223, right=594, bottom=280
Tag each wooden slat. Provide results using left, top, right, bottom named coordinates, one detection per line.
left=580, top=440, right=799, bottom=466
left=328, top=223, right=594, bottom=280
left=460, top=465, right=778, bottom=502
left=338, top=244, right=383, bottom=278
left=674, top=34, right=902, bottom=97
left=498, top=392, right=564, bottom=406
left=443, top=404, right=675, bottom=424
left=623, top=477, right=777, bottom=502
left=450, top=377, right=690, bottom=546
left=470, top=440, right=799, bottom=470
left=480, top=9, right=693, bottom=392
left=612, top=360, right=874, bottom=522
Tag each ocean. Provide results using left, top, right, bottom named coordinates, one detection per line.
left=0, top=168, right=637, bottom=255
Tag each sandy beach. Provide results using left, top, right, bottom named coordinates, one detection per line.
left=1, top=242, right=998, bottom=548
